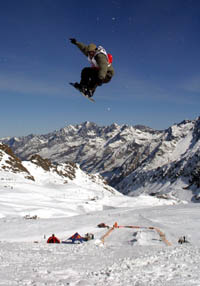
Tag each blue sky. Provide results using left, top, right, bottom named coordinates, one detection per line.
left=0, top=0, right=200, bottom=137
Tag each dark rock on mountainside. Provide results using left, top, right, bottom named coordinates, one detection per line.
left=0, top=143, right=34, bottom=181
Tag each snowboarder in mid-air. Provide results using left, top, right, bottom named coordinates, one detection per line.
left=69, top=38, right=114, bottom=99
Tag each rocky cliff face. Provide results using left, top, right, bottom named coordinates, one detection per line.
left=29, top=154, right=77, bottom=182
left=0, top=143, right=34, bottom=181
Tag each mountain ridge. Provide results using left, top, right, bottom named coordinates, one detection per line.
left=1, top=117, right=200, bottom=200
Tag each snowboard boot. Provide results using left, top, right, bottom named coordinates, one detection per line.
left=79, top=84, right=93, bottom=97
left=74, top=83, right=89, bottom=94
left=75, top=82, right=94, bottom=98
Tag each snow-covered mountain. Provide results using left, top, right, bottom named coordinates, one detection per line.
left=118, top=118, right=200, bottom=199
left=1, top=117, right=200, bottom=200
left=0, top=143, right=122, bottom=219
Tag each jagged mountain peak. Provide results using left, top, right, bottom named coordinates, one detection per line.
left=81, top=121, right=97, bottom=128
left=133, top=124, right=158, bottom=134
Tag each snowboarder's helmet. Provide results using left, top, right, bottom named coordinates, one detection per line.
left=88, top=43, right=96, bottom=52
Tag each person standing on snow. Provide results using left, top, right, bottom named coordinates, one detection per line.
left=69, top=38, right=114, bottom=97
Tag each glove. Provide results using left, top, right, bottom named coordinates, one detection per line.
left=70, top=38, right=77, bottom=45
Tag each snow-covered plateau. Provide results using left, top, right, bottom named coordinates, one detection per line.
left=0, top=141, right=200, bottom=285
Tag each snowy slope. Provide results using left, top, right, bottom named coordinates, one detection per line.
left=0, top=143, right=176, bottom=221
left=0, top=144, right=123, bottom=219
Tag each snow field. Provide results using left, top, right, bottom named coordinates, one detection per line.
left=0, top=148, right=200, bottom=285
left=1, top=201, right=200, bottom=285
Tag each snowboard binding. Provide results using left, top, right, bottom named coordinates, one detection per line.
left=74, top=82, right=94, bottom=98
left=69, top=82, right=95, bottom=102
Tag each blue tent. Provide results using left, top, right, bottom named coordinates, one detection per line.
left=62, top=232, right=84, bottom=244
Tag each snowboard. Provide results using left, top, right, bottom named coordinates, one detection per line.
left=69, top=83, right=95, bottom=102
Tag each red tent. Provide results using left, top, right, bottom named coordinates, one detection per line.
left=47, top=234, right=60, bottom=243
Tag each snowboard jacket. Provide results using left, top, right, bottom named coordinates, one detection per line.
left=75, top=41, right=114, bottom=82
